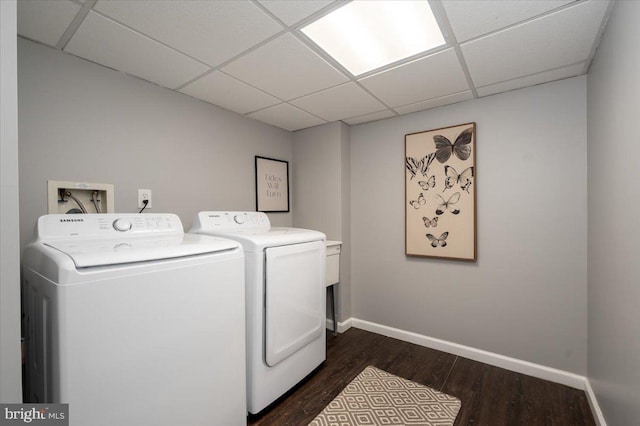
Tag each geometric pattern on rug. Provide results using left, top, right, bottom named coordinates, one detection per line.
left=308, top=365, right=461, bottom=426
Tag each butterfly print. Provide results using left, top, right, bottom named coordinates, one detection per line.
left=422, top=216, right=438, bottom=228
left=444, top=166, right=474, bottom=193
left=406, top=157, right=421, bottom=180
left=409, top=192, right=426, bottom=209
left=426, top=232, right=449, bottom=247
left=433, top=127, right=473, bottom=163
left=405, top=153, right=436, bottom=180
left=435, top=192, right=461, bottom=215
left=418, top=175, right=436, bottom=191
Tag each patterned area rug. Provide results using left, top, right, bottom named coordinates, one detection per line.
left=309, top=366, right=461, bottom=426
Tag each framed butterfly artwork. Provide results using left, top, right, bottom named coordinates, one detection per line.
left=405, top=122, right=476, bottom=261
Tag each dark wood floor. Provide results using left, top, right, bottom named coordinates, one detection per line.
left=248, top=328, right=595, bottom=426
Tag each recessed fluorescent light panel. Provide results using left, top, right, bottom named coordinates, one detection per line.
left=301, top=1, right=445, bottom=76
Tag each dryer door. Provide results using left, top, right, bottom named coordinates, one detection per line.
left=265, top=240, right=325, bottom=367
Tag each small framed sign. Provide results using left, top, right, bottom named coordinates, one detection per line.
left=255, top=156, right=290, bottom=212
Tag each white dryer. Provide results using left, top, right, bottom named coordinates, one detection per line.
left=22, top=214, right=247, bottom=426
left=190, top=211, right=326, bottom=414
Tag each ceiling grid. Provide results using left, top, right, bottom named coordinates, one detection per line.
left=17, top=0, right=612, bottom=131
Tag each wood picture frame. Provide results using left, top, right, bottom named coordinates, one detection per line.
left=255, top=156, right=290, bottom=213
left=405, top=122, right=477, bottom=261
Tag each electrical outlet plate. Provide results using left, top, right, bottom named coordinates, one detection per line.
left=138, top=189, right=152, bottom=209
left=47, top=180, right=115, bottom=214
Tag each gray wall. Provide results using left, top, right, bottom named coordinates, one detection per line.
left=292, top=122, right=351, bottom=321
left=292, top=122, right=344, bottom=239
left=587, top=0, right=640, bottom=423
left=18, top=38, right=293, bottom=249
left=1, top=0, right=22, bottom=403
left=350, top=77, right=588, bottom=374
left=339, top=122, right=351, bottom=320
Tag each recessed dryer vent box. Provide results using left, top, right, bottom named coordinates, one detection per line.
left=47, top=180, right=115, bottom=214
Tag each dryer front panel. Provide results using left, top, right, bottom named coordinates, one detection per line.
left=264, top=240, right=326, bottom=367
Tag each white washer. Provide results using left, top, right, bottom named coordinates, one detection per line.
left=22, top=214, right=247, bottom=426
left=190, top=211, right=326, bottom=414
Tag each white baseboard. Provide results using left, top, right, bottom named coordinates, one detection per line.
left=335, top=317, right=606, bottom=423
left=348, top=317, right=586, bottom=390
left=584, top=379, right=607, bottom=426
left=325, top=317, right=353, bottom=334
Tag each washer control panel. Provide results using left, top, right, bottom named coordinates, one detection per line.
left=112, top=218, right=133, bottom=232
left=37, top=214, right=183, bottom=239
left=191, top=211, right=270, bottom=233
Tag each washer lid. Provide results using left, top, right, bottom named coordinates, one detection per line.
left=45, top=234, right=239, bottom=268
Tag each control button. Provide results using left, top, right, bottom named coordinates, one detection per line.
left=113, top=218, right=133, bottom=232
left=233, top=215, right=245, bottom=224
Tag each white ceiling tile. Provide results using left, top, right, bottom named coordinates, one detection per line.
left=359, top=49, right=470, bottom=107
left=394, top=91, right=474, bottom=115
left=477, top=63, right=585, bottom=97
left=179, top=71, right=281, bottom=114
left=248, top=103, right=326, bottom=131
left=461, top=0, right=610, bottom=87
left=342, top=109, right=397, bottom=126
left=222, top=33, right=349, bottom=101
left=64, top=12, right=210, bottom=89
left=258, top=0, right=334, bottom=26
left=443, top=0, right=573, bottom=42
left=16, top=0, right=612, bottom=133
left=17, top=0, right=80, bottom=47
left=94, top=0, right=283, bottom=67
left=291, top=83, right=387, bottom=122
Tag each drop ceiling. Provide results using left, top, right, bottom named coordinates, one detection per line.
left=17, top=0, right=612, bottom=132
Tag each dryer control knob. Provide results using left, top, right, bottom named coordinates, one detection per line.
left=113, top=218, right=133, bottom=232
left=233, top=215, right=245, bottom=224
